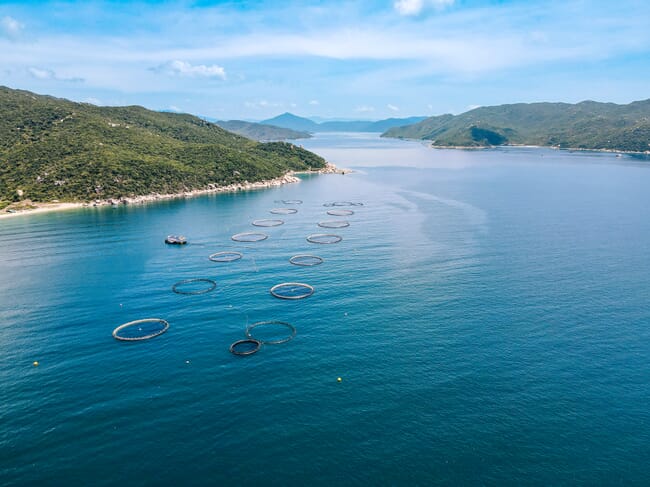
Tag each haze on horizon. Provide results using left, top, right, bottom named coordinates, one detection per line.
left=1, top=0, right=648, bottom=120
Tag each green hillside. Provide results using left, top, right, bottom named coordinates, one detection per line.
left=383, top=100, right=650, bottom=152
left=0, top=87, right=326, bottom=203
left=214, top=120, right=311, bottom=141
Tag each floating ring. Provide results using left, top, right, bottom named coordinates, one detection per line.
left=252, top=219, right=284, bottom=227
left=289, top=254, right=324, bottom=266
left=318, top=220, right=350, bottom=229
left=245, top=320, right=296, bottom=345
left=307, top=233, right=342, bottom=244
left=209, top=251, right=243, bottom=262
left=112, top=318, right=169, bottom=341
left=270, top=208, right=298, bottom=215
left=327, top=209, right=354, bottom=216
left=282, top=199, right=303, bottom=205
left=229, top=339, right=261, bottom=356
left=231, top=232, right=268, bottom=242
left=323, top=201, right=363, bottom=207
left=172, top=278, right=217, bottom=295
left=270, top=282, right=314, bottom=300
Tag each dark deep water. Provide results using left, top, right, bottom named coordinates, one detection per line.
left=2, top=134, right=650, bottom=485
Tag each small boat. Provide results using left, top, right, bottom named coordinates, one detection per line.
left=165, top=235, right=187, bottom=245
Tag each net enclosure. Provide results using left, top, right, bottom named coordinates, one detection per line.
left=113, top=318, right=169, bottom=341
left=245, top=320, right=296, bottom=345
left=282, top=199, right=303, bottom=205
left=172, top=278, right=217, bottom=295
left=327, top=209, right=354, bottom=216
left=307, top=233, right=342, bottom=244
left=289, top=254, right=324, bottom=266
left=252, top=219, right=284, bottom=227
left=230, top=339, right=261, bottom=356
left=270, top=208, right=298, bottom=215
left=318, top=220, right=350, bottom=229
left=323, top=201, right=364, bottom=207
left=209, top=251, right=243, bottom=262
left=270, top=282, right=314, bottom=300
left=231, top=232, right=269, bottom=242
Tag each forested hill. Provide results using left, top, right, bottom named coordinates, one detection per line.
left=214, top=120, right=311, bottom=141
left=0, top=87, right=326, bottom=203
left=382, top=99, right=650, bottom=153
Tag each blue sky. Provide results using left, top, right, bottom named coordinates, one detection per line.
left=1, top=0, right=649, bottom=120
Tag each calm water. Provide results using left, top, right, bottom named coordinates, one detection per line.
left=2, top=134, right=650, bottom=485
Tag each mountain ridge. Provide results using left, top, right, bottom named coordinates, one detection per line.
left=261, top=112, right=428, bottom=133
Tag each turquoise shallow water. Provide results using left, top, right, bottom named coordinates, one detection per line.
left=2, top=134, right=650, bottom=485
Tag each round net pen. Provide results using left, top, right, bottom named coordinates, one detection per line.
left=282, top=199, right=303, bottom=205
left=289, top=254, right=324, bottom=266
left=318, top=220, right=350, bottom=229
left=307, top=233, right=343, bottom=244
left=323, top=201, right=364, bottom=207
left=209, top=251, right=243, bottom=262
left=252, top=219, right=284, bottom=227
left=270, top=282, right=314, bottom=300
left=231, top=232, right=269, bottom=242
left=230, top=339, right=261, bottom=356
left=245, top=320, right=296, bottom=345
left=113, top=318, right=169, bottom=341
left=327, top=209, right=354, bottom=216
left=269, top=208, right=298, bottom=215
left=172, top=278, right=217, bottom=295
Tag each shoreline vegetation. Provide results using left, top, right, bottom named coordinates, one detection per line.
left=0, top=164, right=343, bottom=219
left=413, top=141, right=649, bottom=155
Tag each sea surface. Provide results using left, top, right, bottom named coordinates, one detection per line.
left=1, top=133, right=650, bottom=485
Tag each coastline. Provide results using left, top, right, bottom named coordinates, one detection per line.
left=0, top=163, right=341, bottom=220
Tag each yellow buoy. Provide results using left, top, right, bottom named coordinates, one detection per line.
left=33, top=361, right=39, bottom=367
left=337, top=377, right=342, bottom=382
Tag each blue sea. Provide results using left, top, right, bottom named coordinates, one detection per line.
left=2, top=133, right=650, bottom=485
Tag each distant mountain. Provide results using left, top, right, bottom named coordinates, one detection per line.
left=383, top=100, right=650, bottom=153
left=262, top=113, right=320, bottom=132
left=214, top=120, right=311, bottom=141
left=261, top=112, right=428, bottom=133
left=0, top=87, right=326, bottom=203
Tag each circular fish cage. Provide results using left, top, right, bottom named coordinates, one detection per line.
left=269, top=208, right=298, bottom=215
left=231, top=232, right=269, bottom=242
left=229, top=339, right=261, bottom=356
left=252, top=219, right=284, bottom=227
left=323, top=201, right=364, bottom=207
left=165, top=235, right=187, bottom=245
left=245, top=320, right=296, bottom=345
left=172, top=278, right=217, bottom=295
left=282, top=199, right=303, bottom=205
left=318, top=220, right=350, bottom=229
left=307, top=233, right=342, bottom=244
left=289, top=254, right=324, bottom=266
left=113, top=318, right=169, bottom=341
left=270, top=282, right=315, bottom=300
left=327, top=209, right=354, bottom=216
left=208, top=251, right=243, bottom=263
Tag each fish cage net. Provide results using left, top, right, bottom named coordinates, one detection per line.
left=252, top=219, right=284, bottom=227
left=270, top=282, right=315, bottom=300
left=318, top=220, right=350, bottom=229
left=307, top=233, right=343, bottom=244
left=323, top=201, right=364, bottom=207
left=282, top=199, right=303, bottom=205
left=172, top=278, right=217, bottom=295
left=289, top=254, right=324, bottom=266
left=270, top=208, right=298, bottom=215
left=113, top=318, right=169, bottom=341
left=208, top=251, right=243, bottom=262
left=327, top=209, right=354, bottom=216
left=231, top=232, right=269, bottom=242
left=245, top=320, right=296, bottom=345
left=229, top=339, right=261, bottom=356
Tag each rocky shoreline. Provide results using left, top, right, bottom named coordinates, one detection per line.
left=1, top=164, right=343, bottom=219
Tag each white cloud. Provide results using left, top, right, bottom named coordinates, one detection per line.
left=84, top=97, right=102, bottom=105
left=153, top=60, right=226, bottom=79
left=355, top=105, right=375, bottom=113
left=169, top=105, right=182, bottom=112
left=387, top=103, right=399, bottom=111
left=309, top=99, right=320, bottom=105
left=244, top=100, right=281, bottom=109
left=394, top=0, right=454, bottom=16
left=467, top=104, right=481, bottom=110
left=1, top=16, right=23, bottom=39
left=28, top=66, right=83, bottom=82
